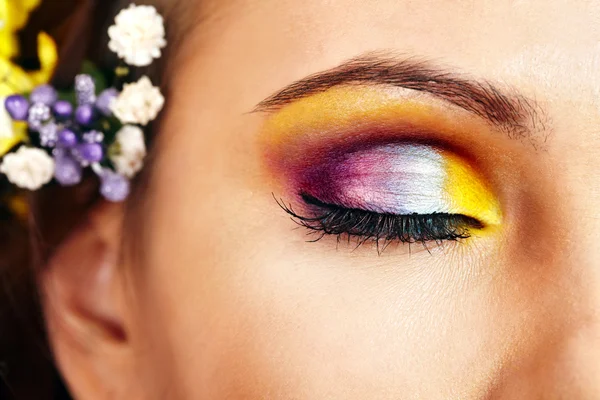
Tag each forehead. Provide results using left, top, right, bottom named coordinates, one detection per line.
left=175, top=0, right=600, bottom=151
left=188, top=0, right=600, bottom=91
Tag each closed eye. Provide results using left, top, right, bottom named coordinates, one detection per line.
left=276, top=194, right=484, bottom=251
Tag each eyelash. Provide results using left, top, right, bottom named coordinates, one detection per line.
left=276, top=194, right=484, bottom=250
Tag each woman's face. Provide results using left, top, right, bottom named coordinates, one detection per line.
left=62, top=0, right=600, bottom=398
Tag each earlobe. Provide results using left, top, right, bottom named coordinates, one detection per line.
left=40, top=202, right=136, bottom=399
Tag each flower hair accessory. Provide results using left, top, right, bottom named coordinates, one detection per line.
left=0, top=3, right=166, bottom=202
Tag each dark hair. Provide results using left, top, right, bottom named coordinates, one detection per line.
left=1, top=2, right=89, bottom=396
left=0, top=1, right=183, bottom=398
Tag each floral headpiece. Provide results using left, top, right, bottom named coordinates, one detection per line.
left=0, top=3, right=166, bottom=202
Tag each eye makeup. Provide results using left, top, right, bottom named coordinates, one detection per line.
left=305, top=144, right=448, bottom=215
left=259, top=85, right=495, bottom=149
left=297, top=143, right=501, bottom=227
left=260, top=84, right=504, bottom=244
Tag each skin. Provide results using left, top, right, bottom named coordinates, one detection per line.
left=42, top=0, right=600, bottom=399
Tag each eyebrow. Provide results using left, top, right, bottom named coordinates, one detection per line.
left=254, top=54, right=547, bottom=141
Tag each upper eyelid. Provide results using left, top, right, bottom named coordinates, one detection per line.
left=275, top=140, right=503, bottom=228
left=253, top=52, right=549, bottom=149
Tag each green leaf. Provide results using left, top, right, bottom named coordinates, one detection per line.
left=56, top=60, right=111, bottom=103
left=81, top=61, right=109, bottom=93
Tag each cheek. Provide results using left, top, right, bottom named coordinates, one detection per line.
left=134, top=199, right=561, bottom=400
left=133, top=112, right=571, bottom=399
left=134, top=118, right=534, bottom=398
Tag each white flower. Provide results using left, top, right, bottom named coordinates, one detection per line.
left=0, top=97, right=14, bottom=139
left=108, top=4, right=167, bottom=67
left=111, top=76, right=164, bottom=126
left=0, top=147, right=55, bottom=190
left=110, top=125, right=147, bottom=178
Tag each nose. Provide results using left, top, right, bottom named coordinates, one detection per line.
left=488, top=133, right=600, bottom=399
left=557, top=180, right=600, bottom=397
left=538, top=267, right=600, bottom=398
left=487, top=223, right=600, bottom=399
left=534, top=140, right=600, bottom=398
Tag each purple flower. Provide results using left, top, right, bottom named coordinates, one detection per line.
left=58, top=129, right=78, bottom=148
left=53, top=100, right=74, bottom=119
left=31, top=85, right=58, bottom=106
left=54, top=151, right=83, bottom=186
left=75, top=104, right=96, bottom=126
left=75, top=74, right=96, bottom=105
left=5, top=95, right=29, bottom=121
left=96, top=88, right=119, bottom=116
left=39, top=122, right=59, bottom=147
left=83, top=130, right=104, bottom=144
left=28, top=103, right=51, bottom=131
left=74, top=142, right=104, bottom=165
left=100, top=170, right=130, bottom=202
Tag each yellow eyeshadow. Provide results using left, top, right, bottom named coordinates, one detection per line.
left=443, top=152, right=502, bottom=227
left=261, top=85, right=470, bottom=146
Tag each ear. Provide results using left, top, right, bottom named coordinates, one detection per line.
left=40, top=202, right=137, bottom=399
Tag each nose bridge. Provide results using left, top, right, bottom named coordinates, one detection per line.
left=558, top=241, right=600, bottom=393
left=543, top=283, right=600, bottom=399
left=560, top=320, right=600, bottom=397
left=552, top=108, right=600, bottom=270
left=549, top=129, right=600, bottom=394
left=564, top=134, right=600, bottom=286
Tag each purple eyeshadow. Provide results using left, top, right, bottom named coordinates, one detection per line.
left=297, top=144, right=450, bottom=215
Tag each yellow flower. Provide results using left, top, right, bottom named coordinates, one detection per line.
left=0, top=0, right=52, bottom=215
left=0, top=33, right=57, bottom=156
left=0, top=0, right=41, bottom=58
left=0, top=32, right=58, bottom=93
left=0, top=0, right=58, bottom=156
